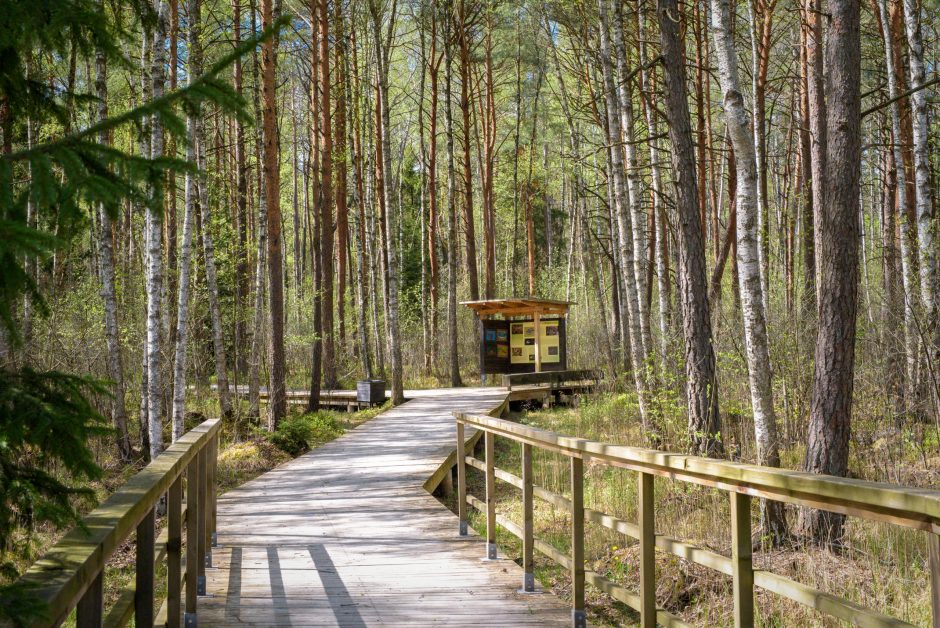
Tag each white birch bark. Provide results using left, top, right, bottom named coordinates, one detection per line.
left=171, top=116, right=196, bottom=441
left=598, top=0, right=651, bottom=434
left=711, top=0, right=780, bottom=466
left=638, top=5, right=672, bottom=368
left=145, top=0, right=168, bottom=460
left=711, top=0, right=786, bottom=541
left=902, top=0, right=938, bottom=361
left=94, top=37, right=131, bottom=460
left=613, top=0, right=653, bottom=362
left=877, top=0, right=919, bottom=399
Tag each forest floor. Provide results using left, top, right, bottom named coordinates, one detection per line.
left=439, top=391, right=935, bottom=627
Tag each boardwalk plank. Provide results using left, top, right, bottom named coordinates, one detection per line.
left=200, top=388, right=569, bottom=627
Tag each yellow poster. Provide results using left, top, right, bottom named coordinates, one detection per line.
left=539, top=320, right=560, bottom=363
left=509, top=322, right=534, bottom=364
left=510, top=319, right=560, bottom=364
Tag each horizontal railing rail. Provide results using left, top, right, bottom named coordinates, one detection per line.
left=14, top=419, right=220, bottom=628
left=502, top=369, right=601, bottom=391
left=455, top=411, right=939, bottom=628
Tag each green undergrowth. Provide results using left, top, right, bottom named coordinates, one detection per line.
left=441, top=393, right=933, bottom=627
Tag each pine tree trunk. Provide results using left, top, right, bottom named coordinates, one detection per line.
left=801, top=0, right=862, bottom=545
left=261, top=0, right=287, bottom=429
left=658, top=0, right=722, bottom=456
left=443, top=7, right=462, bottom=388
left=369, top=0, right=405, bottom=404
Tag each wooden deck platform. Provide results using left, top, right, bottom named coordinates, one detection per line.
left=197, top=388, right=570, bottom=626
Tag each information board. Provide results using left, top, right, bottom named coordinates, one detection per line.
left=480, top=317, right=566, bottom=375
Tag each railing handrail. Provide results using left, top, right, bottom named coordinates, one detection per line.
left=15, top=418, right=221, bottom=627
left=455, top=411, right=938, bottom=627
left=457, top=411, right=940, bottom=532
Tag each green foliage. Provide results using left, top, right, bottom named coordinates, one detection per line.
left=0, top=2, right=288, bottom=622
left=266, top=413, right=344, bottom=457
left=0, top=368, right=110, bottom=600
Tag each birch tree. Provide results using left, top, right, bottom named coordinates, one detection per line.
left=94, top=31, right=131, bottom=461
left=144, top=0, right=168, bottom=460
left=710, top=0, right=786, bottom=541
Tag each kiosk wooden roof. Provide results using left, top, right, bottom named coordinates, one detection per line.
left=461, top=297, right=573, bottom=318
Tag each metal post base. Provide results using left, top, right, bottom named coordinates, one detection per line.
left=211, top=531, right=218, bottom=547
left=486, top=542, right=497, bottom=560
left=184, top=612, right=198, bottom=627
left=572, top=609, right=587, bottom=628
left=459, top=521, right=468, bottom=536
left=197, top=575, right=206, bottom=596
left=517, top=572, right=537, bottom=594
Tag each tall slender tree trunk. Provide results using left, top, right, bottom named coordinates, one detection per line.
left=317, top=0, right=336, bottom=390
left=456, top=0, right=479, bottom=302
left=801, top=0, right=862, bottom=545
left=171, top=0, right=203, bottom=441
left=426, top=11, right=442, bottom=373
left=710, top=0, right=787, bottom=542
left=902, top=0, right=939, bottom=400
left=598, top=0, right=652, bottom=437
left=233, top=0, right=250, bottom=380
left=443, top=3, right=462, bottom=387
left=261, top=0, right=286, bottom=429
left=658, top=0, right=722, bottom=456
left=335, top=0, right=349, bottom=351
left=94, top=33, right=131, bottom=461
left=877, top=0, right=915, bottom=404
left=370, top=0, right=405, bottom=404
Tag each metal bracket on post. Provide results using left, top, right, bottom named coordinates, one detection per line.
left=518, top=572, right=536, bottom=594
left=572, top=609, right=587, bottom=628
left=184, top=612, right=198, bottom=627
left=205, top=549, right=212, bottom=569
left=211, top=531, right=218, bottom=548
left=486, top=542, right=497, bottom=560
left=459, top=520, right=468, bottom=536
left=197, top=575, right=206, bottom=596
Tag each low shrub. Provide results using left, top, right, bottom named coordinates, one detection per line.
left=266, top=412, right=343, bottom=457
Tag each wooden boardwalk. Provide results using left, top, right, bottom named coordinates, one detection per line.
left=199, top=388, right=570, bottom=626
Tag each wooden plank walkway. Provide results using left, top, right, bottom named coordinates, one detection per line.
left=198, top=388, right=570, bottom=626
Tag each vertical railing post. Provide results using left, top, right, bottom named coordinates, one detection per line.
left=76, top=572, right=103, bottom=628
left=485, top=430, right=497, bottom=559
left=168, top=475, right=183, bottom=628
left=456, top=420, right=468, bottom=536
left=638, top=472, right=655, bottom=627
left=928, top=531, right=940, bottom=628
left=185, top=456, right=199, bottom=627
left=731, top=492, right=754, bottom=627
left=521, top=442, right=535, bottom=592
left=197, top=447, right=208, bottom=594
left=570, top=456, right=585, bottom=628
left=209, top=432, right=218, bottom=548
left=135, top=506, right=155, bottom=627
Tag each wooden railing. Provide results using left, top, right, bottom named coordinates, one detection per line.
left=455, top=411, right=940, bottom=628
left=15, top=419, right=220, bottom=628
left=501, top=369, right=600, bottom=391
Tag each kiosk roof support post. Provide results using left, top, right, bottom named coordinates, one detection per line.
left=534, top=312, right=542, bottom=373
